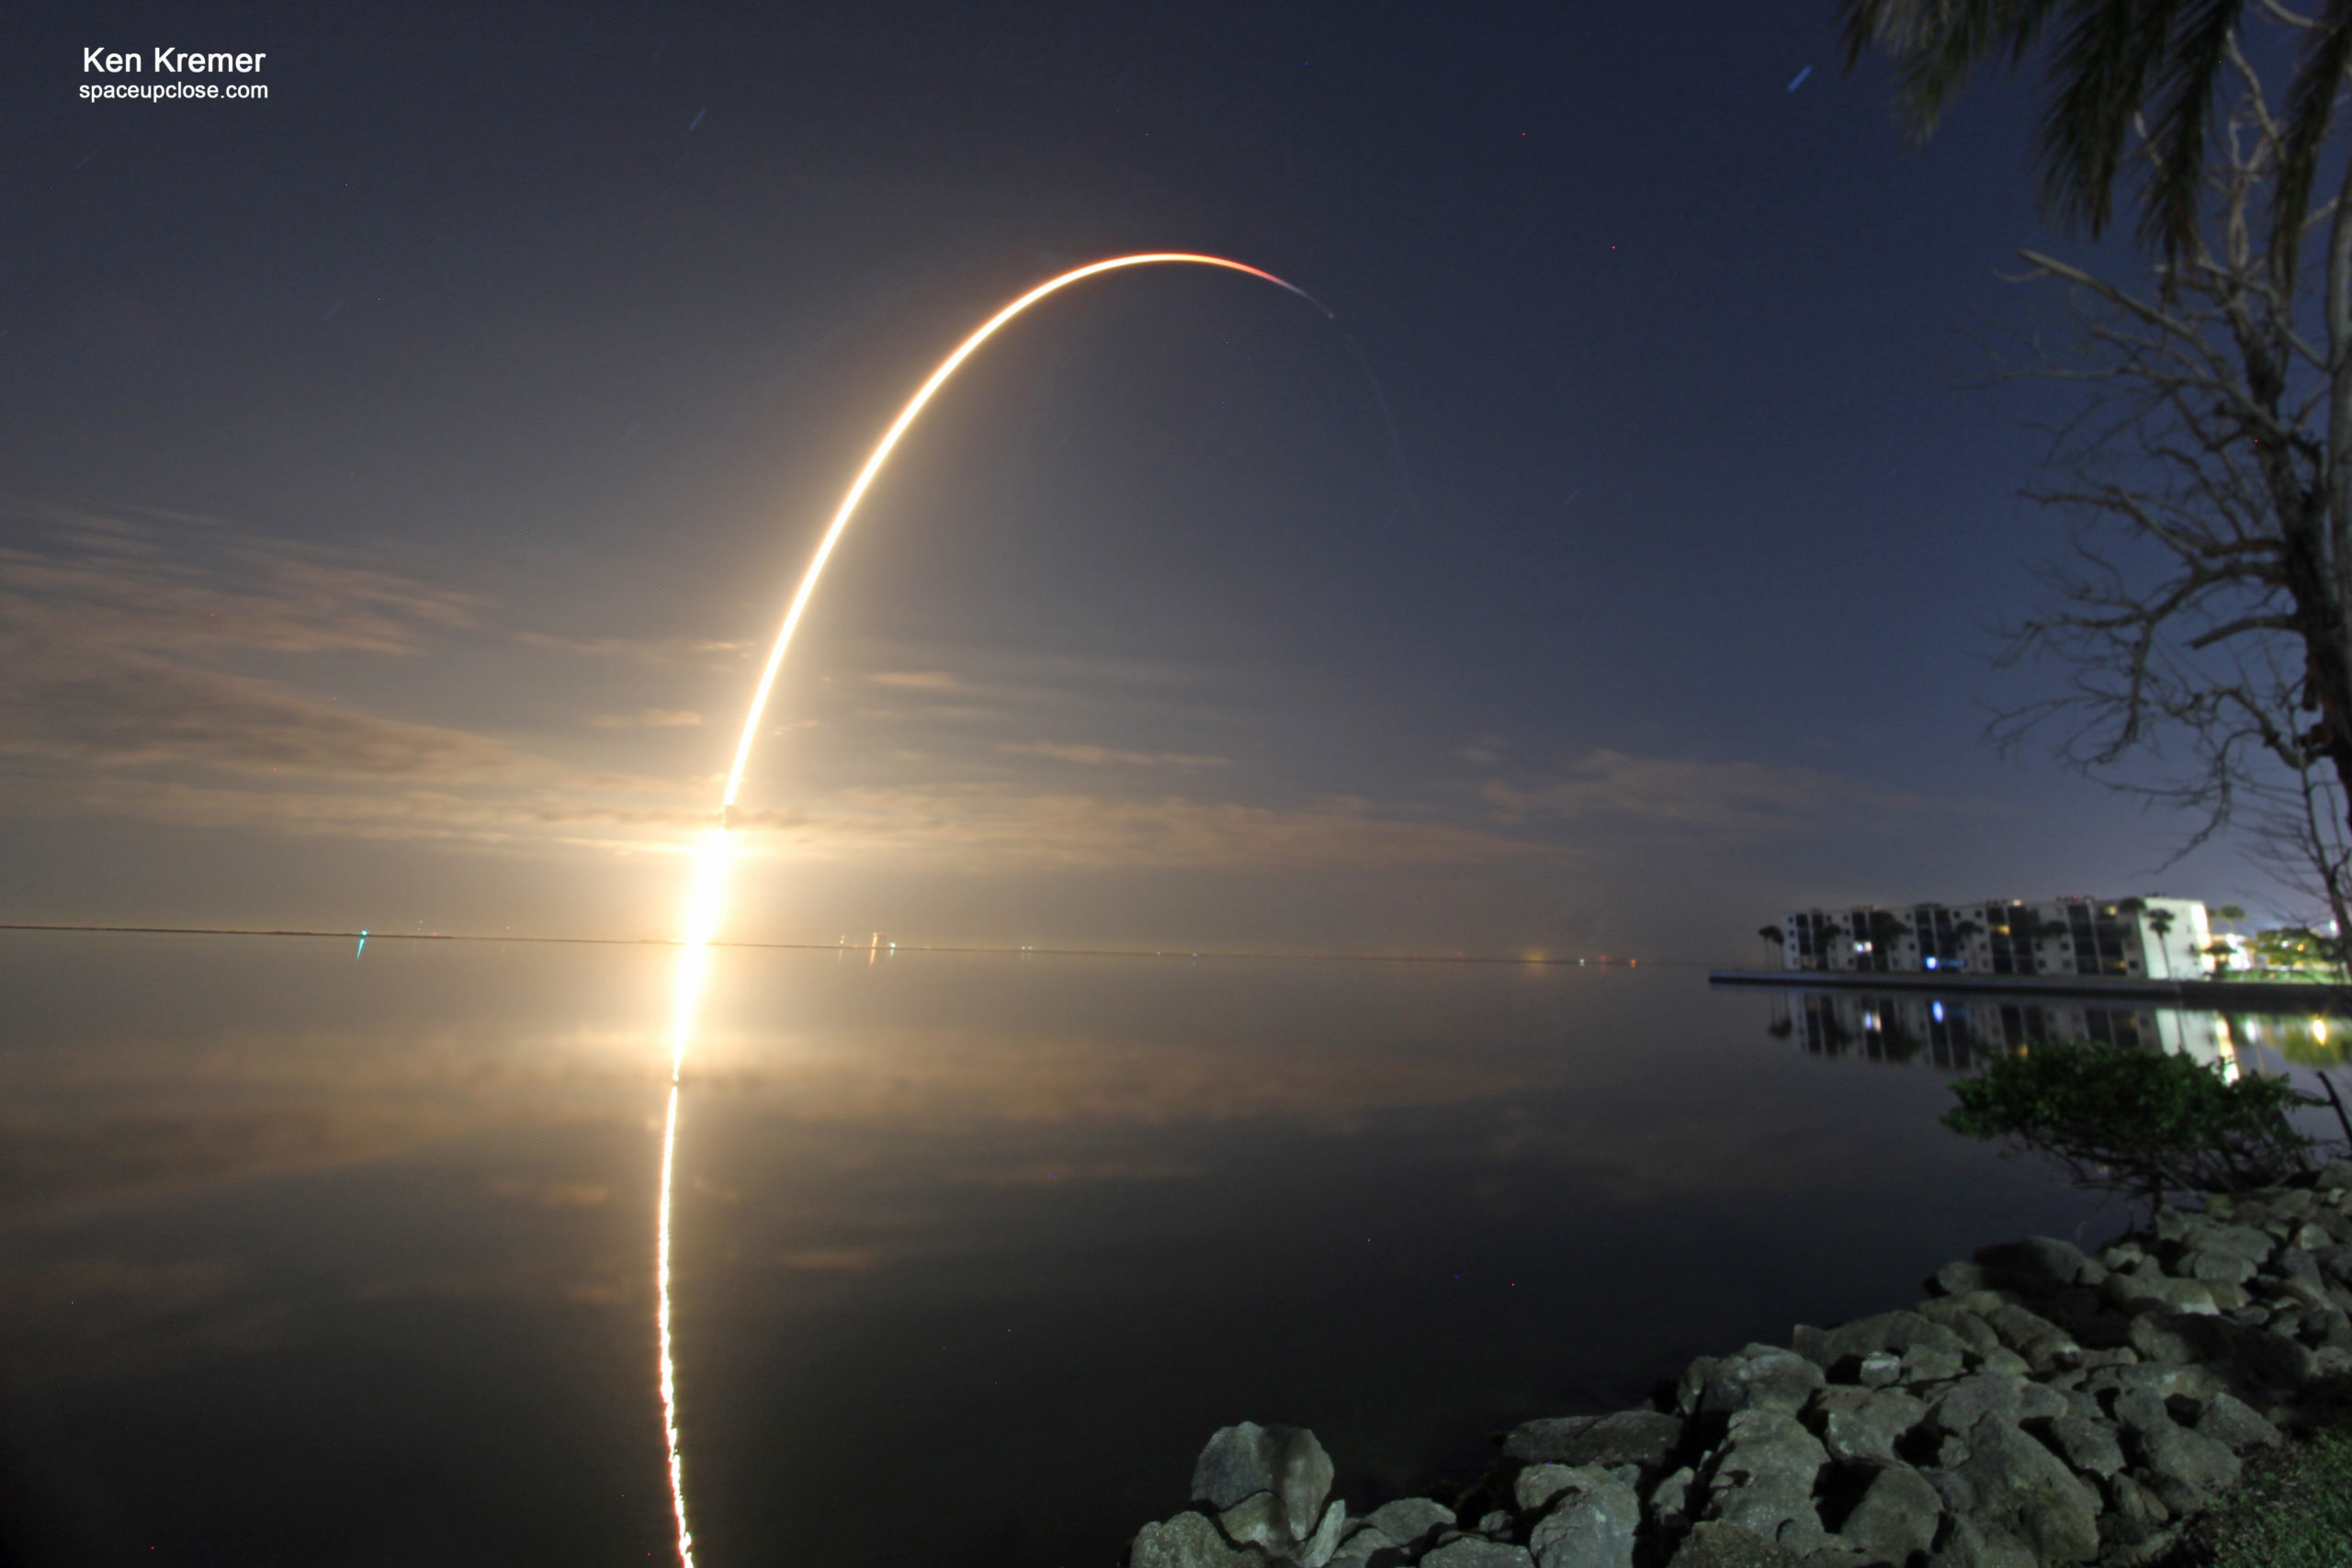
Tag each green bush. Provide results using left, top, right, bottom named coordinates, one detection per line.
left=1942, top=1041, right=2324, bottom=1202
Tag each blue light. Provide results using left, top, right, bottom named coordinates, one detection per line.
left=1924, top=956, right=1939, bottom=970
left=1932, top=1000, right=1946, bottom=1023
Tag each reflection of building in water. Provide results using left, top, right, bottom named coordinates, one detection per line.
left=1768, top=991, right=2236, bottom=1075
left=1778, top=897, right=2217, bottom=979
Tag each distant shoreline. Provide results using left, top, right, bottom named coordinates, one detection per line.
left=1711, top=968, right=2352, bottom=1011
left=0, top=922, right=1645, bottom=969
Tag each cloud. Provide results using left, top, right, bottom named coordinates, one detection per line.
left=514, top=631, right=752, bottom=663
left=0, top=505, right=484, bottom=659
left=590, top=708, right=704, bottom=730
left=998, top=740, right=1229, bottom=769
left=1480, top=750, right=1936, bottom=837
left=4, top=654, right=533, bottom=779
left=865, top=670, right=967, bottom=692
left=743, top=785, right=1543, bottom=872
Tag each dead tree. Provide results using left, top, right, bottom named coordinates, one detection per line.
left=1993, top=34, right=2352, bottom=959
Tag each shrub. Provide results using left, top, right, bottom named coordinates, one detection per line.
left=1942, top=1041, right=2325, bottom=1203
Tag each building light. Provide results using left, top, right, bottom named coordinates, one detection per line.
left=1924, top=956, right=1939, bottom=969
left=1931, top=1000, right=1946, bottom=1023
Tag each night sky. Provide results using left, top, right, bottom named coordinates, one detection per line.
left=1, top=2, right=2272, bottom=959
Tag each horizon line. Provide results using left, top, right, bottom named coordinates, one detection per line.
left=0, top=922, right=1670, bottom=968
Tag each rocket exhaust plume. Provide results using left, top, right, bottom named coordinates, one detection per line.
left=653, top=254, right=1326, bottom=1567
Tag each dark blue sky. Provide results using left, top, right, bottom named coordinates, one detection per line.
left=0, top=1, right=2273, bottom=956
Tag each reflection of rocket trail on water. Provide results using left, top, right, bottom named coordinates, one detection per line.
left=652, top=254, right=1327, bottom=1568
left=355, top=930, right=367, bottom=959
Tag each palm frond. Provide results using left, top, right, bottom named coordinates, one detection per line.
left=2143, top=0, right=2250, bottom=257
left=1841, top=0, right=2065, bottom=138
left=2041, top=0, right=2186, bottom=238
left=2270, top=0, right=2352, bottom=281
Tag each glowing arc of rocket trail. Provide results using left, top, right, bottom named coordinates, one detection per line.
left=655, top=253, right=1324, bottom=1568
left=716, top=252, right=1326, bottom=811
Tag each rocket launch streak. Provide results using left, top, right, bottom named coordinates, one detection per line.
left=718, top=254, right=1325, bottom=810
left=655, top=254, right=1325, bottom=1568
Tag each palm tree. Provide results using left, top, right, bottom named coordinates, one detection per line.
left=1838, top=2, right=2352, bottom=276
left=1758, top=924, right=1788, bottom=966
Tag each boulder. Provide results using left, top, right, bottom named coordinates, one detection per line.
left=1792, top=1312, right=1971, bottom=1379
left=2193, top=1389, right=2284, bottom=1453
left=1804, top=1386, right=1926, bottom=1465
left=1526, top=1468, right=1639, bottom=1568
left=1900, top=1344, right=1967, bottom=1385
left=1931, top=1261, right=1986, bottom=1297
left=1421, top=1540, right=1535, bottom=1568
left=1358, top=1498, right=1454, bottom=1554
left=2038, top=1414, right=2124, bottom=1479
left=1696, top=1347, right=1828, bottom=1417
left=1650, top=1467, right=1698, bottom=1535
left=1939, top=1416, right=2102, bottom=1563
left=1193, top=1423, right=1335, bottom=1538
left=2104, top=1273, right=2220, bottom=1316
left=2128, top=1422, right=2242, bottom=1501
left=1978, top=1302, right=2078, bottom=1371
left=2178, top=1248, right=2258, bottom=1285
left=1922, top=1513, right=2038, bottom=1568
left=1505, top=1411, right=1683, bottom=1470
left=1910, top=1299, right=2005, bottom=1357
left=1701, top=1411, right=1829, bottom=1553
left=1828, top=1461, right=1943, bottom=1562
left=1921, top=1373, right=2066, bottom=1440
left=1665, top=1521, right=1808, bottom=1568
left=1132, top=1512, right=1261, bottom=1568
left=1974, top=1236, right=2095, bottom=1290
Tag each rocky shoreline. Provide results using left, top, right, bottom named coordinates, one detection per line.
left=1128, top=1160, right=2352, bottom=1568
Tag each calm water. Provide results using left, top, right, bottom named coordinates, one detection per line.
left=4, top=934, right=2336, bottom=1567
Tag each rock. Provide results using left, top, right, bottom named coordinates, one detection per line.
left=1932, top=1261, right=1986, bottom=1297
left=1922, top=1373, right=2065, bottom=1440
left=1974, top=1236, right=2095, bottom=1289
left=1476, top=1510, right=1515, bottom=1537
left=1132, top=1512, right=1261, bottom=1567
left=1804, top=1386, right=1926, bottom=1465
left=2177, top=1217, right=2276, bottom=1266
left=1900, top=1344, right=1967, bottom=1384
left=1193, top=1423, right=1335, bottom=1536
left=1666, top=1521, right=1807, bottom=1568
left=1697, top=1347, right=1827, bottom=1417
left=1853, top=1352, right=1901, bottom=1389
left=2194, top=1390, right=2284, bottom=1453
left=1678, top=1358, right=1723, bottom=1416
left=1832, top=1461, right=1943, bottom=1563
left=1526, top=1469, right=1639, bottom=1568
left=1923, top=1513, right=2038, bottom=1568
left=1979, top=1302, right=2078, bottom=1371
left=1976, top=1348, right=2031, bottom=1378
left=1911, top=1299, right=2006, bottom=1357
left=1421, top=1540, right=1535, bottom=1568
left=1360, top=1498, right=1454, bottom=1554
left=1701, top=1411, right=1829, bottom=1552
left=1217, top=1493, right=1290, bottom=1553
left=2039, top=1414, right=2124, bottom=1478
left=2104, top=1273, right=2220, bottom=1316
left=1650, top=1467, right=1698, bottom=1534
left=1505, top=1410, right=1683, bottom=1470
left=1792, top=1312, right=1972, bottom=1379
left=2132, top=1419, right=2242, bottom=1499
left=1940, top=1416, right=2102, bottom=1562
left=2179, top=1248, right=2258, bottom=1285
left=2104, top=1467, right=2168, bottom=1526
left=1297, top=1502, right=1347, bottom=1566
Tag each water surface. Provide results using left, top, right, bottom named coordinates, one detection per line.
left=5, top=934, right=2276, bottom=1567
